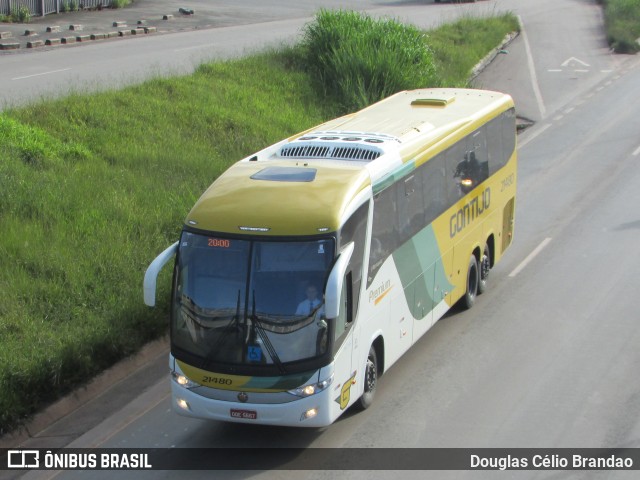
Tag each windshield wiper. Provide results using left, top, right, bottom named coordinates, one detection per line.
left=250, top=290, right=286, bottom=374
left=206, top=289, right=243, bottom=361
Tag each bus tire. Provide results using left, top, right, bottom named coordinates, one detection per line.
left=478, top=243, right=491, bottom=295
left=358, top=346, right=378, bottom=410
left=462, top=254, right=479, bottom=310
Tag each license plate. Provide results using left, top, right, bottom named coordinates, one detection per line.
left=230, top=409, right=257, bottom=420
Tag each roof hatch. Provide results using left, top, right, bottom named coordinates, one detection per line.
left=250, top=166, right=317, bottom=182
left=411, top=94, right=456, bottom=107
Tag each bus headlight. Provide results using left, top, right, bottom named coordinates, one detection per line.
left=301, top=408, right=319, bottom=421
left=171, top=370, right=198, bottom=389
left=288, top=374, right=333, bottom=397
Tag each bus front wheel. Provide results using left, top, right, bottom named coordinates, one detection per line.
left=358, top=346, right=378, bottom=409
left=462, top=254, right=479, bottom=309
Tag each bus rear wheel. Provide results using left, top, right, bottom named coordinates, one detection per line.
left=358, top=346, right=378, bottom=410
left=462, top=254, right=479, bottom=310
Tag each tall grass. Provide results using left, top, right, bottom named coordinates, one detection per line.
left=0, top=53, right=331, bottom=433
left=0, top=13, right=520, bottom=434
left=300, top=10, right=437, bottom=110
left=428, top=13, right=520, bottom=87
left=601, top=0, right=640, bottom=53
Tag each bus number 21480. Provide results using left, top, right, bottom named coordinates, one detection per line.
left=202, top=376, right=233, bottom=386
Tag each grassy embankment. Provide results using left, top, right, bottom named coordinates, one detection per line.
left=600, top=0, right=640, bottom=53
left=0, top=11, right=518, bottom=434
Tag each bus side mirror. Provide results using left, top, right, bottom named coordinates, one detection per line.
left=143, top=242, right=178, bottom=307
left=324, top=242, right=354, bottom=319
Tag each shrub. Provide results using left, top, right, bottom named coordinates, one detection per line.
left=111, top=0, right=132, bottom=9
left=603, top=0, right=640, bottom=53
left=300, top=10, right=437, bottom=110
left=11, top=4, right=31, bottom=24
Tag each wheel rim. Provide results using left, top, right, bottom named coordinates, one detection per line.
left=365, top=356, right=377, bottom=393
left=481, top=254, right=490, bottom=281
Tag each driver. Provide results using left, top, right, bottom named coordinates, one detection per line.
left=296, top=284, right=323, bottom=316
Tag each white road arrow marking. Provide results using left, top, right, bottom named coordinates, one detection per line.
left=561, top=57, right=590, bottom=68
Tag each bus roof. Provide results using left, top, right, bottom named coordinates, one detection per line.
left=186, top=88, right=514, bottom=236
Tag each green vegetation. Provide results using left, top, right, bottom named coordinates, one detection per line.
left=0, top=11, right=518, bottom=434
left=299, top=9, right=437, bottom=110
left=60, top=1, right=78, bottom=13
left=111, top=0, right=132, bottom=9
left=601, top=0, right=640, bottom=53
left=10, top=5, right=31, bottom=23
left=428, top=13, right=520, bottom=86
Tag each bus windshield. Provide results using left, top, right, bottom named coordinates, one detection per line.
left=171, top=231, right=335, bottom=372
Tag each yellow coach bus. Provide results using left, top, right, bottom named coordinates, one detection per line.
left=144, top=88, right=517, bottom=427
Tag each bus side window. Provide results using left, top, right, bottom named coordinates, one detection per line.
left=339, top=202, right=369, bottom=320
left=501, top=108, right=517, bottom=161
left=486, top=116, right=504, bottom=175
left=446, top=141, right=466, bottom=202
left=334, top=271, right=353, bottom=342
left=421, top=152, right=448, bottom=224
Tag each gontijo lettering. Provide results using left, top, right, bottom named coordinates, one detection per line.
left=450, top=187, right=491, bottom=238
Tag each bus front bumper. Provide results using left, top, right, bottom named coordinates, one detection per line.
left=170, top=381, right=337, bottom=428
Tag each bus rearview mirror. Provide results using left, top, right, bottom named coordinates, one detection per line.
left=144, top=242, right=178, bottom=306
left=324, top=242, right=354, bottom=319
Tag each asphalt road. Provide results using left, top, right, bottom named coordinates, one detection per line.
left=0, top=0, right=464, bottom=108
left=3, top=0, right=640, bottom=478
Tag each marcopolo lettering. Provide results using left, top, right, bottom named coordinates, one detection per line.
left=450, top=187, right=491, bottom=238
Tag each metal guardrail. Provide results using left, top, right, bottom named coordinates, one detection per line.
left=1, top=1, right=112, bottom=17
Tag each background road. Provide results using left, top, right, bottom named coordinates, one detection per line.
left=3, top=0, right=640, bottom=479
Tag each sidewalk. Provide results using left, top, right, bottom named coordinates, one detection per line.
left=0, top=0, right=220, bottom=52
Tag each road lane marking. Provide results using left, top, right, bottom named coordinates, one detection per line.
left=12, top=68, right=72, bottom=81
left=633, top=145, right=640, bottom=156
left=518, top=15, right=546, bottom=119
left=518, top=123, right=551, bottom=149
left=509, top=237, right=553, bottom=278
left=173, top=43, right=217, bottom=52
left=561, top=56, right=590, bottom=67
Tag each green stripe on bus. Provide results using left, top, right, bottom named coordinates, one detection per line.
left=372, top=160, right=416, bottom=194
left=393, top=225, right=453, bottom=320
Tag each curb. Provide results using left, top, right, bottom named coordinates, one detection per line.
left=0, top=13, right=173, bottom=51
left=0, top=336, right=169, bottom=449
left=470, top=31, right=520, bottom=81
